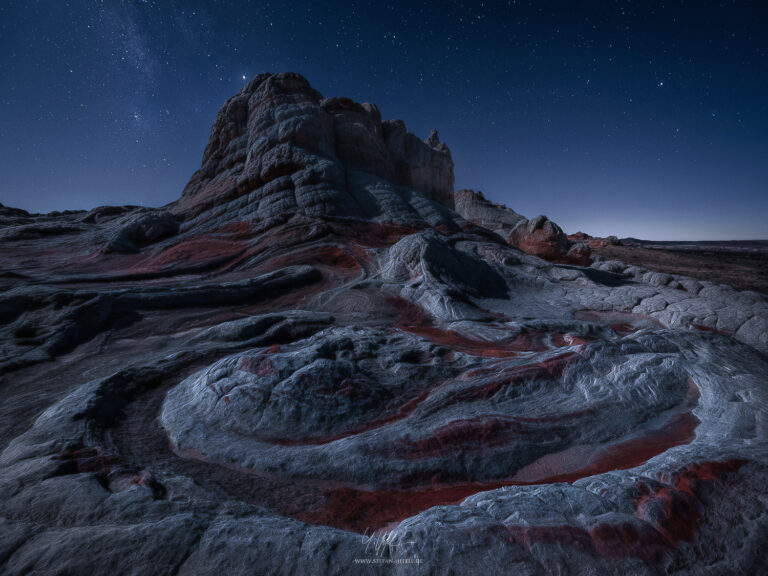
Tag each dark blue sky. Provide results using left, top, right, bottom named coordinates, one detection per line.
left=1, top=1, right=766, bottom=239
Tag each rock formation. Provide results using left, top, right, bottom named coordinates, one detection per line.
left=454, top=189, right=591, bottom=265
left=174, top=73, right=455, bottom=226
left=1, top=73, right=767, bottom=575
left=569, top=231, right=622, bottom=249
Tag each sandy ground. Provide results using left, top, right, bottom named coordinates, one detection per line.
left=593, top=243, right=768, bottom=295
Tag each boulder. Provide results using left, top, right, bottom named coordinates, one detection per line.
left=454, top=190, right=591, bottom=265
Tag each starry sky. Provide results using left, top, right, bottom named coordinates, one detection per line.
left=1, top=1, right=766, bottom=240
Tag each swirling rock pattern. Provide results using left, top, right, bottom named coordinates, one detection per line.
left=0, top=74, right=767, bottom=575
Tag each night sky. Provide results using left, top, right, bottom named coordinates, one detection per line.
left=1, top=1, right=766, bottom=240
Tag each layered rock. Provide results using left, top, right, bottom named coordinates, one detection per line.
left=173, top=72, right=455, bottom=230
left=454, top=189, right=591, bottom=265
left=569, top=231, right=621, bottom=249
left=103, top=210, right=180, bottom=254
left=453, top=189, right=526, bottom=235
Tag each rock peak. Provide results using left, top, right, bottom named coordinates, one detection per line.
left=174, top=72, right=455, bottom=226
left=425, top=129, right=440, bottom=148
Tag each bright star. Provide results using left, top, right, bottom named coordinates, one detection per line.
left=242, top=74, right=246, bottom=80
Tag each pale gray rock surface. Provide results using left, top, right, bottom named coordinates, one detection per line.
left=453, top=189, right=591, bottom=264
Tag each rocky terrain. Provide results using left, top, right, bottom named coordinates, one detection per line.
left=454, top=189, right=591, bottom=265
left=1, top=72, right=767, bottom=575
left=592, top=240, right=768, bottom=295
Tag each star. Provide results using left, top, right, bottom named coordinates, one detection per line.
left=241, top=74, right=246, bottom=80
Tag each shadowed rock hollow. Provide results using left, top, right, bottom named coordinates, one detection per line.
left=0, top=72, right=767, bottom=575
